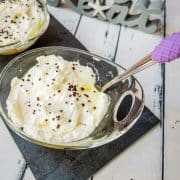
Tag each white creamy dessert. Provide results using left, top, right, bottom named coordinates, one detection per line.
left=6, top=55, right=110, bottom=144
left=0, top=0, right=45, bottom=46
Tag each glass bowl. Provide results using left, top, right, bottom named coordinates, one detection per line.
left=0, top=46, right=144, bottom=149
left=0, top=0, right=50, bottom=55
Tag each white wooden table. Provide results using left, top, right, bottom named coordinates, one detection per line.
left=0, top=1, right=180, bottom=179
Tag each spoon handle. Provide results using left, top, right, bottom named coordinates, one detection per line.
left=101, top=54, right=156, bottom=92
left=101, top=32, right=180, bottom=92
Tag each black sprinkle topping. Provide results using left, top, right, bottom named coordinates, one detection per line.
left=84, top=94, right=89, bottom=97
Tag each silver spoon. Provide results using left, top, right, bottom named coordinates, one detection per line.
left=101, top=32, right=180, bottom=92
left=101, top=54, right=155, bottom=92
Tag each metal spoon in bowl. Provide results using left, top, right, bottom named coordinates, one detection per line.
left=101, top=32, right=180, bottom=92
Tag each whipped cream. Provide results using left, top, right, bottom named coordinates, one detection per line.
left=0, top=0, right=45, bottom=46
left=6, top=55, right=110, bottom=144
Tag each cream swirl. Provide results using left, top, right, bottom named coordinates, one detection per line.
left=6, top=55, right=110, bottom=144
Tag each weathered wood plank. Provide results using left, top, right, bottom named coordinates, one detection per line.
left=48, top=6, right=81, bottom=34
left=75, top=16, right=120, bottom=60
left=0, top=119, right=26, bottom=180
left=93, top=27, right=163, bottom=179
left=164, top=0, right=180, bottom=179
left=166, top=0, right=180, bottom=35
left=164, top=58, right=180, bottom=180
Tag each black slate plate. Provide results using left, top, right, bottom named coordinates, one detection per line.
left=0, top=16, right=160, bottom=180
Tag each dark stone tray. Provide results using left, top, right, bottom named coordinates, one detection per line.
left=0, top=16, right=160, bottom=180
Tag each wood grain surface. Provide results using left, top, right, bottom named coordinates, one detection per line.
left=164, top=0, right=180, bottom=180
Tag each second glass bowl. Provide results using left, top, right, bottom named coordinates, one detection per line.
left=0, top=0, right=50, bottom=55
